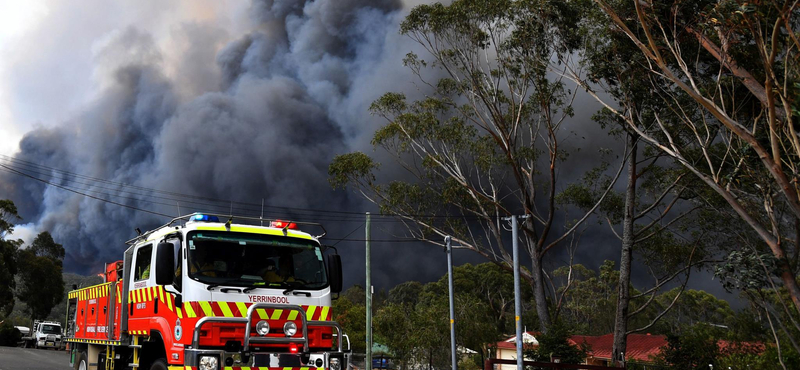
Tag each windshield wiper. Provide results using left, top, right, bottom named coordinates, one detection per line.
left=243, top=285, right=264, bottom=293
left=206, top=283, right=221, bottom=291
left=282, top=282, right=311, bottom=296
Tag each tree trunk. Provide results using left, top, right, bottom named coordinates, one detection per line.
left=531, top=253, right=551, bottom=333
left=612, top=133, right=636, bottom=366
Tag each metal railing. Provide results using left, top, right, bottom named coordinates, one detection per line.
left=484, top=359, right=619, bottom=370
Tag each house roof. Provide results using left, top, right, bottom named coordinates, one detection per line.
left=570, top=334, right=666, bottom=362
left=496, top=331, right=540, bottom=349
left=569, top=334, right=765, bottom=363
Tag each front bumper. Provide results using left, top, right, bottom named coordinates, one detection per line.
left=184, top=349, right=347, bottom=369
left=37, top=338, right=61, bottom=348
left=185, top=303, right=349, bottom=370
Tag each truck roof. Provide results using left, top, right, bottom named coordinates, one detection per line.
left=127, top=212, right=326, bottom=246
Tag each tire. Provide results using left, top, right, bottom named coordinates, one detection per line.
left=74, top=351, right=88, bottom=370
left=149, top=358, right=168, bottom=370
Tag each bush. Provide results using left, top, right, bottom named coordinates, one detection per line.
left=0, top=322, right=21, bottom=347
left=524, top=322, right=587, bottom=365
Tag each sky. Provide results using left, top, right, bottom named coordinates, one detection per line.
left=0, top=0, right=743, bottom=307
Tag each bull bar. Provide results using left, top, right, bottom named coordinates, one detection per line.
left=191, top=303, right=343, bottom=353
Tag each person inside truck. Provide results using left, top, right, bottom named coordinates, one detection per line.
left=189, top=246, right=225, bottom=277
left=263, top=257, right=295, bottom=283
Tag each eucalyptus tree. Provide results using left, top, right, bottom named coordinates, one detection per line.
left=577, top=0, right=800, bottom=317
left=0, top=200, right=21, bottom=318
left=329, top=0, right=623, bottom=332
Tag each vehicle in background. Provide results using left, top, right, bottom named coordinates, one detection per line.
left=20, top=321, right=63, bottom=349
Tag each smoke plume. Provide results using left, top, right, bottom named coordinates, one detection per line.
left=0, top=0, right=440, bottom=288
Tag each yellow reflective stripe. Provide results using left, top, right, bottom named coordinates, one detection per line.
left=166, top=293, right=174, bottom=311
left=271, top=309, right=283, bottom=320
left=306, top=306, right=316, bottom=320
left=218, top=302, right=234, bottom=317
left=320, top=306, right=330, bottom=321
left=236, top=302, right=248, bottom=317
left=194, top=225, right=314, bottom=240
left=199, top=301, right=214, bottom=317
left=287, top=310, right=298, bottom=320
left=176, top=307, right=183, bottom=319
left=256, top=308, right=268, bottom=320
left=159, top=286, right=165, bottom=303
left=184, top=302, right=197, bottom=318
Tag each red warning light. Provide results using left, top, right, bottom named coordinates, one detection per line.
left=289, top=343, right=299, bottom=353
left=271, top=220, right=297, bottom=229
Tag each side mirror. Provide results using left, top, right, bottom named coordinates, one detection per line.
left=155, top=242, right=175, bottom=286
left=328, top=254, right=342, bottom=294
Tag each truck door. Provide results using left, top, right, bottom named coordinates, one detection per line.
left=128, top=244, right=154, bottom=331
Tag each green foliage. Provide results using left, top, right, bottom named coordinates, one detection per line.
left=334, top=285, right=368, bottom=353
left=16, top=232, right=65, bottom=321
left=552, top=261, right=618, bottom=335
left=0, top=199, right=21, bottom=318
left=0, top=321, right=21, bottom=347
left=655, top=324, right=720, bottom=369
left=524, top=321, right=587, bottom=365
left=328, top=152, right=379, bottom=190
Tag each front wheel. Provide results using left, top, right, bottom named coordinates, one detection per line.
left=149, top=358, right=168, bottom=370
left=74, top=351, right=88, bottom=370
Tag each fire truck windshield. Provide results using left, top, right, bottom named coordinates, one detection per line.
left=186, top=231, right=328, bottom=290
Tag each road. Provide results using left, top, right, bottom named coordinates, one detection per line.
left=0, top=346, right=70, bottom=370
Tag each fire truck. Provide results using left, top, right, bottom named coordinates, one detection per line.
left=65, top=213, right=347, bottom=370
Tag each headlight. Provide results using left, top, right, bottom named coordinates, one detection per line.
left=330, top=358, right=341, bottom=370
left=256, top=320, right=270, bottom=336
left=199, top=356, right=218, bottom=370
left=283, top=321, right=297, bottom=337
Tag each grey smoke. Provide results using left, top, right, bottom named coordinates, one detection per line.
left=1, top=0, right=421, bottom=288
left=0, top=0, right=739, bottom=307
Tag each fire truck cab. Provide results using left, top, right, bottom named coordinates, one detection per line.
left=66, top=213, right=347, bottom=370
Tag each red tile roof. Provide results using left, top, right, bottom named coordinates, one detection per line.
left=570, top=334, right=667, bottom=362
left=569, top=334, right=765, bottom=363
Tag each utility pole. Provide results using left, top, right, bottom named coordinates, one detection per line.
left=502, top=214, right=528, bottom=370
left=366, top=212, right=372, bottom=370
left=445, top=236, right=457, bottom=370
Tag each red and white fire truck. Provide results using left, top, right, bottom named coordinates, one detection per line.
left=65, top=213, right=348, bottom=370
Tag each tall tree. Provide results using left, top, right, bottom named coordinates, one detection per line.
left=0, top=200, right=21, bottom=318
left=17, top=232, right=65, bottom=321
left=329, top=0, right=624, bottom=333
left=578, top=0, right=800, bottom=318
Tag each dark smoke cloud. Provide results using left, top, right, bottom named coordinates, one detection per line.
left=0, top=0, right=738, bottom=306
left=1, top=0, right=420, bottom=288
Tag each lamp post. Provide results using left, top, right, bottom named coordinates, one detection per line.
left=445, top=236, right=457, bottom=370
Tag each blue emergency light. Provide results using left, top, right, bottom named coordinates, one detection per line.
left=192, top=214, right=220, bottom=222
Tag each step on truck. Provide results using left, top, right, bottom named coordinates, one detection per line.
left=65, top=213, right=348, bottom=370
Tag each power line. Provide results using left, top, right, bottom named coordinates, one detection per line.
left=0, top=163, right=440, bottom=245
left=0, top=154, right=507, bottom=221
left=330, top=222, right=366, bottom=247
left=0, top=163, right=173, bottom=219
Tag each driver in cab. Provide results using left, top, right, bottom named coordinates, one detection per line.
left=263, top=258, right=294, bottom=283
